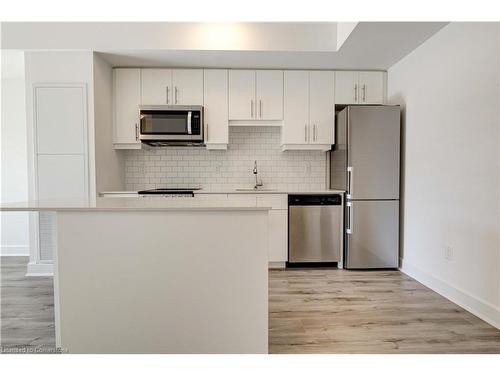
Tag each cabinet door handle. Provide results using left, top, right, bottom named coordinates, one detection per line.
left=313, top=124, right=317, bottom=142
left=354, top=84, right=358, bottom=102
left=135, top=123, right=139, bottom=141
left=251, top=100, right=254, bottom=118
left=206, top=123, right=208, bottom=142
left=166, top=86, right=169, bottom=104
left=174, top=86, right=178, bottom=104
left=362, top=84, right=366, bottom=102
left=259, top=99, right=262, bottom=118
left=304, top=124, right=308, bottom=142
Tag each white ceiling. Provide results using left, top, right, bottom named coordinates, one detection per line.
left=98, top=22, right=448, bottom=70
left=2, top=22, right=448, bottom=70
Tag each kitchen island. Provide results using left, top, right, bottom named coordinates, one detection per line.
left=1, top=197, right=270, bottom=354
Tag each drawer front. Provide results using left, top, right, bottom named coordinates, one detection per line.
left=194, top=193, right=228, bottom=201
left=226, top=193, right=258, bottom=206
left=256, top=194, right=287, bottom=209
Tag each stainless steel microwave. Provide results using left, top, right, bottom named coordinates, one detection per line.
left=139, top=105, right=204, bottom=146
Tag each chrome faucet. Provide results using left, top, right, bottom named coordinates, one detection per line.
left=253, top=160, right=263, bottom=190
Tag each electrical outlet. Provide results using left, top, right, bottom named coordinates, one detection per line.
left=444, top=245, right=453, bottom=261
left=303, top=161, right=311, bottom=176
left=139, top=164, right=146, bottom=175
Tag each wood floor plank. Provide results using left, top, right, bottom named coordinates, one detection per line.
left=2, top=258, right=499, bottom=353
left=1, top=257, right=55, bottom=352
left=269, top=268, right=500, bottom=354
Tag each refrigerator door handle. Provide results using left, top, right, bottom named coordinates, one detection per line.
left=347, top=166, right=353, bottom=199
left=346, top=201, right=353, bottom=235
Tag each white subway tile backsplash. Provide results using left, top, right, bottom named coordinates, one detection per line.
left=124, top=127, right=327, bottom=191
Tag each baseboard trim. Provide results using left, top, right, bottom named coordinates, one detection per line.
left=400, top=259, right=500, bottom=330
left=26, top=261, right=54, bottom=277
left=269, top=261, right=286, bottom=269
left=0, top=245, right=30, bottom=256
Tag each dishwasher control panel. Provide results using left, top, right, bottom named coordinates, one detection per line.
left=288, top=194, right=342, bottom=206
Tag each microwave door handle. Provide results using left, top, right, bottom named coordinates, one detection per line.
left=187, top=111, right=192, bottom=135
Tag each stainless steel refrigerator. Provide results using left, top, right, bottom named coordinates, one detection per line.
left=330, top=105, right=400, bottom=269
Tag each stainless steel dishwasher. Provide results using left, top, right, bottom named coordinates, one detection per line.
left=288, top=194, right=343, bottom=266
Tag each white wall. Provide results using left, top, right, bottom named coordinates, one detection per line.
left=388, top=23, right=500, bottom=328
left=0, top=50, right=29, bottom=256
left=93, top=53, right=125, bottom=192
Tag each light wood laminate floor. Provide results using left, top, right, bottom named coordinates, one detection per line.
left=269, top=268, right=500, bottom=353
left=1, top=257, right=499, bottom=353
left=1, top=257, right=55, bottom=352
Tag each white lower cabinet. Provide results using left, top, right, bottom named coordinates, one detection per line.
left=255, top=194, right=288, bottom=264
left=202, top=193, right=289, bottom=265
left=268, top=210, right=288, bottom=264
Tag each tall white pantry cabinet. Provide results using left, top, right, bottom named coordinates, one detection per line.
left=25, top=51, right=96, bottom=276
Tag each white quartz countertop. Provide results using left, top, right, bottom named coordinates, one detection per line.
left=0, top=197, right=271, bottom=212
left=100, top=189, right=345, bottom=195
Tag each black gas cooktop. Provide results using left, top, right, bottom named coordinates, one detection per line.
left=138, top=188, right=201, bottom=196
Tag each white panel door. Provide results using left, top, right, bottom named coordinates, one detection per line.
left=334, top=71, right=358, bottom=104
left=282, top=71, right=309, bottom=144
left=358, top=71, right=385, bottom=104
left=141, top=69, right=172, bottom=105
left=268, top=210, right=288, bottom=262
left=203, top=69, right=228, bottom=145
left=255, top=70, right=283, bottom=120
left=35, top=86, right=86, bottom=154
left=309, top=71, right=335, bottom=145
left=37, top=154, right=86, bottom=201
left=114, top=69, right=141, bottom=144
left=228, top=70, right=256, bottom=120
left=172, top=69, right=204, bottom=105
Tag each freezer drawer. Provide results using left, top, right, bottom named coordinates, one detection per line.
left=345, top=200, right=399, bottom=269
left=289, top=205, right=342, bottom=263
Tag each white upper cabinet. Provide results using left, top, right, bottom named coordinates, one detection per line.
left=228, top=70, right=255, bottom=120
left=113, top=68, right=141, bottom=149
left=334, top=71, right=358, bottom=105
left=358, top=71, right=385, bottom=104
left=141, top=69, right=172, bottom=105
left=203, top=69, right=229, bottom=149
left=335, top=71, right=385, bottom=105
left=172, top=69, right=204, bottom=105
left=309, top=71, right=335, bottom=145
left=282, top=71, right=335, bottom=151
left=255, top=70, right=283, bottom=120
left=229, top=70, right=283, bottom=121
left=141, top=69, right=203, bottom=105
left=282, top=71, right=309, bottom=145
